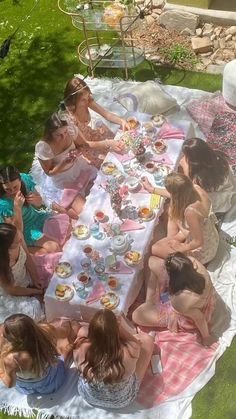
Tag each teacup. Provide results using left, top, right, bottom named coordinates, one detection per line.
left=139, top=207, right=151, bottom=219
left=154, top=139, right=166, bottom=153
left=107, top=276, right=118, bottom=290
left=82, top=244, right=94, bottom=258
left=145, top=161, right=155, bottom=173
left=80, top=257, right=92, bottom=270
left=77, top=271, right=90, bottom=285
left=127, top=116, right=138, bottom=130
left=105, top=254, right=118, bottom=270
left=94, top=210, right=105, bottom=222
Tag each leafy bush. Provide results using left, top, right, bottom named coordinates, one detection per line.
left=160, top=43, right=198, bottom=67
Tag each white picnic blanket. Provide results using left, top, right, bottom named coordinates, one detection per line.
left=0, top=77, right=236, bottom=419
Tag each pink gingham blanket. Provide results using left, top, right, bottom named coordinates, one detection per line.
left=137, top=330, right=218, bottom=407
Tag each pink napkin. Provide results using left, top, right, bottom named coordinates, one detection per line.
left=157, top=121, right=185, bottom=139
left=120, top=219, right=145, bottom=231
left=86, top=281, right=106, bottom=304
left=151, top=153, right=173, bottom=165
left=60, top=169, right=95, bottom=207
left=106, top=260, right=133, bottom=274
left=113, top=152, right=133, bottom=162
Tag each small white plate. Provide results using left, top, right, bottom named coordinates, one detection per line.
left=55, top=262, right=72, bottom=278
left=73, top=224, right=90, bottom=240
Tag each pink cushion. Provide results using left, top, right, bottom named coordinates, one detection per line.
left=43, top=214, right=70, bottom=246
left=186, top=92, right=233, bottom=136
left=32, top=252, right=62, bottom=288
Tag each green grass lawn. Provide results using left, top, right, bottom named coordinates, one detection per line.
left=0, top=1, right=235, bottom=418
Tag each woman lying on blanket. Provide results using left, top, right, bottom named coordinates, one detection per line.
left=63, top=76, right=129, bottom=168
left=151, top=172, right=219, bottom=266
left=142, top=138, right=236, bottom=216
left=132, top=252, right=217, bottom=347
left=0, top=166, right=70, bottom=254
left=73, top=309, right=154, bottom=408
left=0, top=314, right=81, bottom=394
left=33, top=112, right=97, bottom=219
left=0, top=223, right=44, bottom=322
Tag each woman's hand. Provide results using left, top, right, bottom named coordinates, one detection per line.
left=120, top=118, right=130, bottom=131
left=13, top=191, right=25, bottom=208
left=107, top=139, right=125, bottom=153
left=26, top=191, right=42, bottom=207
left=141, top=176, right=154, bottom=193
left=168, top=240, right=187, bottom=253
left=201, top=334, right=217, bottom=347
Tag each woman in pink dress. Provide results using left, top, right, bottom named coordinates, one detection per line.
left=63, top=77, right=129, bottom=168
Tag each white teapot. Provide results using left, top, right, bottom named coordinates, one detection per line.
left=109, top=234, right=133, bottom=255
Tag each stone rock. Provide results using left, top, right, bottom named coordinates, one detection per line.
left=181, top=28, right=195, bottom=36
left=213, top=40, right=220, bottom=49
left=219, top=38, right=226, bottom=49
left=145, top=15, right=155, bottom=25
left=207, top=64, right=225, bottom=74
left=203, top=28, right=214, bottom=38
left=225, top=34, right=232, bottom=42
left=211, top=49, right=220, bottom=60
left=219, top=31, right=226, bottom=39
left=199, top=51, right=212, bottom=57
left=195, top=63, right=205, bottom=71
left=159, top=10, right=199, bottom=32
left=151, top=12, right=161, bottom=19
left=196, top=28, right=202, bottom=36
left=222, top=49, right=235, bottom=60
left=225, top=26, right=236, bottom=36
left=202, top=23, right=214, bottom=38
left=211, top=34, right=216, bottom=41
left=152, top=8, right=162, bottom=15
left=201, top=57, right=212, bottom=67
left=191, top=36, right=212, bottom=53
left=203, top=23, right=214, bottom=32
left=214, top=27, right=223, bottom=36
left=215, top=59, right=226, bottom=65
left=151, top=0, right=164, bottom=7
left=135, top=0, right=144, bottom=5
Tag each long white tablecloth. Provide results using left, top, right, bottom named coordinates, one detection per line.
left=45, top=120, right=193, bottom=321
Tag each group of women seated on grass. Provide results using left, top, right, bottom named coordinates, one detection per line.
left=0, top=75, right=236, bottom=408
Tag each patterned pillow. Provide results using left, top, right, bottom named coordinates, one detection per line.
left=207, top=112, right=236, bottom=174
left=186, top=92, right=234, bottom=136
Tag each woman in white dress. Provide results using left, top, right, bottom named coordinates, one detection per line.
left=32, top=113, right=97, bottom=219
left=0, top=223, right=44, bottom=322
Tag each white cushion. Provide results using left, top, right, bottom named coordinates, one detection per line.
left=116, top=81, right=178, bottom=115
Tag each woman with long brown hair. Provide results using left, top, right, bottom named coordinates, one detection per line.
left=33, top=112, right=97, bottom=219
left=63, top=77, right=128, bottom=168
left=73, top=309, right=154, bottom=408
left=0, top=314, right=80, bottom=394
left=0, top=223, right=44, bottom=322
left=132, top=252, right=217, bottom=347
left=152, top=172, right=219, bottom=265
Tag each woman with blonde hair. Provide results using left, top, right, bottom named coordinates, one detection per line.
left=0, top=314, right=80, bottom=394
left=152, top=172, right=219, bottom=265
left=73, top=309, right=154, bottom=408
left=63, top=77, right=129, bottom=168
